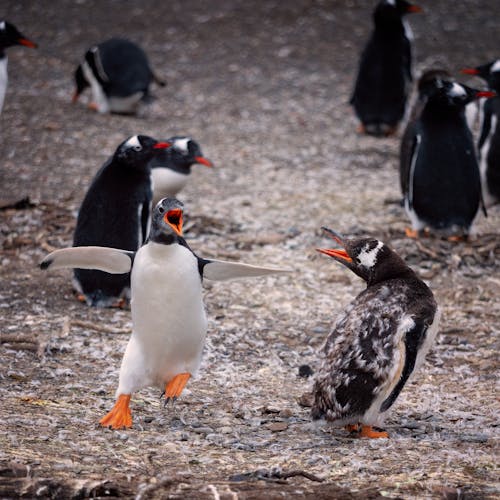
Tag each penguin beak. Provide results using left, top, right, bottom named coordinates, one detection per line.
left=316, top=227, right=353, bottom=263
left=165, top=209, right=183, bottom=236
left=194, top=156, right=213, bottom=167
left=461, top=68, right=480, bottom=76
left=476, top=90, right=496, bottom=99
left=154, top=142, right=171, bottom=150
left=407, top=4, right=422, bottom=13
left=17, top=37, right=37, bottom=49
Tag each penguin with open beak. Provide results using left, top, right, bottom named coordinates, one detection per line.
left=311, top=228, right=440, bottom=438
left=40, top=198, right=289, bottom=429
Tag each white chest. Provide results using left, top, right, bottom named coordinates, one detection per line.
left=151, top=168, right=189, bottom=205
left=0, top=57, right=8, bottom=113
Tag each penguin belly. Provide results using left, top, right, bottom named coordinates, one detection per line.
left=117, top=242, right=207, bottom=395
left=481, top=115, right=500, bottom=207
left=0, top=57, right=7, bottom=113
left=108, top=91, right=144, bottom=114
left=151, top=168, right=189, bottom=205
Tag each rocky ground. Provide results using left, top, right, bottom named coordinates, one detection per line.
left=0, top=1, right=499, bottom=498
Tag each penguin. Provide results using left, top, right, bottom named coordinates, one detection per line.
left=73, top=135, right=170, bottom=307
left=0, top=20, right=37, bottom=113
left=72, top=38, right=165, bottom=114
left=149, top=136, right=213, bottom=206
left=462, top=61, right=500, bottom=207
left=312, top=227, right=440, bottom=438
left=350, top=0, right=422, bottom=136
left=40, top=197, right=289, bottom=429
left=400, top=77, right=494, bottom=237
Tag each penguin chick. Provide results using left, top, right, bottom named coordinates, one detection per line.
left=73, top=135, right=170, bottom=307
left=462, top=60, right=500, bottom=207
left=0, top=20, right=37, bottom=113
left=312, top=228, right=440, bottom=438
left=350, top=0, right=422, bottom=136
left=149, top=136, right=213, bottom=205
left=400, top=78, right=494, bottom=237
left=41, top=197, right=290, bottom=429
left=72, top=38, right=165, bottom=115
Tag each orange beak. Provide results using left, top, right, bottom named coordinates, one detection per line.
left=407, top=4, right=422, bottom=13
left=154, top=142, right=171, bottom=149
left=476, top=90, right=496, bottom=99
left=164, top=209, right=183, bottom=235
left=316, top=247, right=353, bottom=262
left=195, top=156, right=213, bottom=167
left=18, top=37, right=37, bottom=49
left=461, top=68, right=480, bottom=75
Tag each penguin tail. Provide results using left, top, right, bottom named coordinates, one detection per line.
left=151, top=70, right=167, bottom=87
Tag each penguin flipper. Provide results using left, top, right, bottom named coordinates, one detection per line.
left=201, top=259, right=290, bottom=282
left=40, top=246, right=134, bottom=274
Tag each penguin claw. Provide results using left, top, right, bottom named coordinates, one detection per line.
left=164, top=373, right=191, bottom=403
left=358, top=425, right=389, bottom=439
left=345, top=423, right=360, bottom=433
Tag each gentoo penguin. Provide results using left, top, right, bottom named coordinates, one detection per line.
left=350, top=0, right=422, bottom=136
left=0, top=21, right=37, bottom=113
left=73, top=135, right=170, bottom=307
left=462, top=61, right=500, bottom=207
left=400, top=77, right=494, bottom=237
left=312, top=227, right=440, bottom=438
left=72, top=38, right=165, bottom=114
left=149, top=136, right=213, bottom=205
left=41, top=197, right=289, bottom=429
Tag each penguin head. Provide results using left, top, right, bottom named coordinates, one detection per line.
left=425, top=79, right=495, bottom=109
left=374, top=0, right=422, bottom=26
left=462, top=60, right=500, bottom=94
left=0, top=21, right=37, bottom=52
left=149, top=197, right=184, bottom=244
left=317, top=227, right=413, bottom=285
left=114, top=135, right=171, bottom=170
left=150, top=136, right=213, bottom=173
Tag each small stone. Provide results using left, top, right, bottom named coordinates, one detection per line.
left=298, top=364, right=314, bottom=378
left=279, top=409, right=293, bottom=418
left=267, top=422, right=288, bottom=432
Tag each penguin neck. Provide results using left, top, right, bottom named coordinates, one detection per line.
left=422, top=103, right=467, bottom=124
left=147, top=229, right=188, bottom=248
left=374, top=13, right=406, bottom=37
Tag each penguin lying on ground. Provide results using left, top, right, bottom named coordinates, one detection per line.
left=350, top=0, right=422, bottom=136
left=0, top=20, right=37, bottom=114
left=399, top=77, right=494, bottom=238
left=150, top=136, right=213, bottom=205
left=462, top=61, right=500, bottom=207
left=73, top=135, right=170, bottom=307
left=312, top=228, right=440, bottom=438
left=72, top=38, right=165, bottom=114
left=41, top=198, right=289, bottom=429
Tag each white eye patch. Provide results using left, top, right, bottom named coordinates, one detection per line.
left=357, top=241, right=383, bottom=268
left=449, top=83, right=466, bottom=97
left=491, top=60, right=500, bottom=72
left=0, top=22, right=5, bottom=31
left=173, top=137, right=191, bottom=153
left=125, top=135, right=141, bottom=149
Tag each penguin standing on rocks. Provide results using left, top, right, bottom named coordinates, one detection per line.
left=312, top=228, right=440, bottom=438
left=400, top=77, right=494, bottom=237
left=72, top=38, right=165, bottom=114
left=73, top=135, right=170, bottom=307
left=0, top=20, right=37, bottom=114
left=350, top=0, right=422, bottom=136
left=41, top=198, right=289, bottom=429
left=150, top=136, right=213, bottom=205
left=462, top=61, right=500, bottom=207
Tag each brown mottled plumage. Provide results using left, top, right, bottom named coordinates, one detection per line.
left=312, top=228, right=440, bottom=438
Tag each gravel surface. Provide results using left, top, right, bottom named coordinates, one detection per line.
left=1, top=1, right=499, bottom=498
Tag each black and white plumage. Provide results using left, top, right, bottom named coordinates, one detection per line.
left=400, top=77, right=494, bottom=237
left=149, top=136, right=213, bottom=205
left=0, top=20, right=37, bottom=113
left=72, top=135, right=170, bottom=307
left=41, top=197, right=289, bottom=429
left=463, top=60, right=500, bottom=207
left=350, top=0, right=421, bottom=136
left=72, top=38, right=165, bottom=114
left=312, top=228, right=439, bottom=438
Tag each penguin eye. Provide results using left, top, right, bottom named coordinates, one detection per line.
left=158, top=207, right=165, bottom=214
left=133, top=145, right=142, bottom=152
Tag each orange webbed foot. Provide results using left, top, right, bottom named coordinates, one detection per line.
left=405, top=227, right=419, bottom=239
left=88, top=102, right=99, bottom=111
left=357, top=123, right=366, bottom=134
left=164, top=372, right=191, bottom=405
left=100, top=394, right=132, bottom=429
left=359, top=425, right=389, bottom=439
left=345, top=423, right=360, bottom=433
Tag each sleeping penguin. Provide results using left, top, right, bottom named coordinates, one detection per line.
left=399, top=77, right=494, bottom=237
left=72, top=38, right=165, bottom=115
left=312, top=228, right=440, bottom=438
left=41, top=197, right=289, bottom=429
left=350, top=0, right=422, bottom=136
left=72, top=135, right=170, bottom=307
left=462, top=60, right=500, bottom=207
left=0, top=20, right=37, bottom=113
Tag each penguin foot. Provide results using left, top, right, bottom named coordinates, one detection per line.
left=164, top=372, right=191, bottom=405
left=88, top=102, right=99, bottom=112
left=358, top=425, right=389, bottom=439
left=357, top=124, right=366, bottom=134
left=405, top=227, right=419, bottom=239
left=100, top=394, right=132, bottom=429
left=447, top=234, right=468, bottom=243
left=345, top=423, right=359, bottom=433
